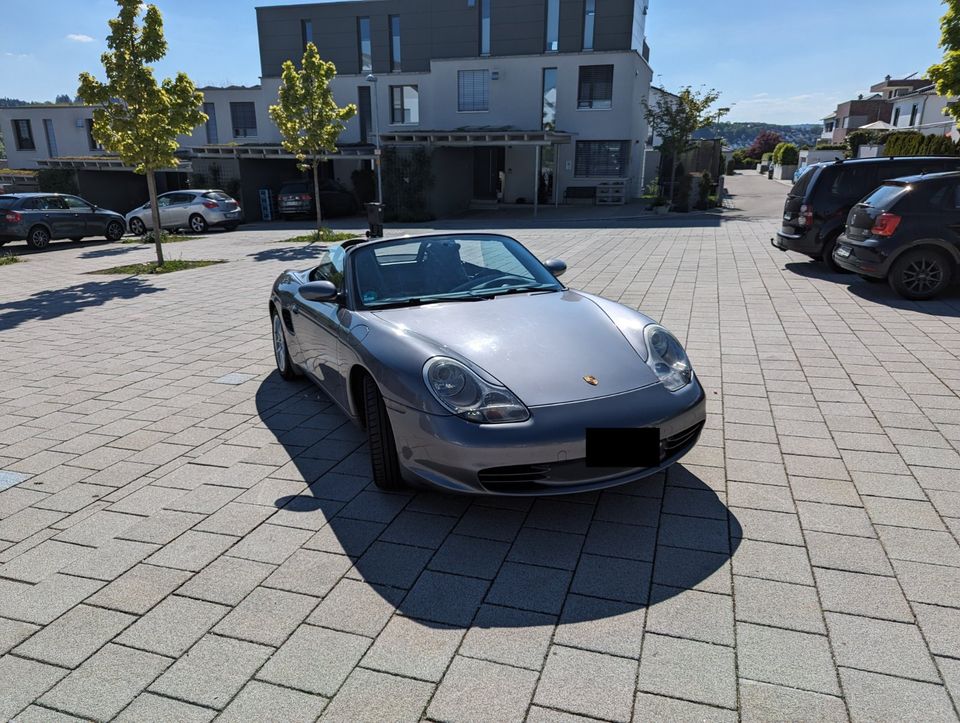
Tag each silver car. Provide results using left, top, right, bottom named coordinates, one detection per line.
left=125, top=189, right=242, bottom=235
left=269, top=233, right=706, bottom=495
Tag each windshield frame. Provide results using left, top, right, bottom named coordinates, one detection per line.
left=347, top=233, right=564, bottom=311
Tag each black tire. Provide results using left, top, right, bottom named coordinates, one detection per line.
left=105, top=220, right=125, bottom=241
left=70, top=237, right=83, bottom=242
left=888, top=248, right=953, bottom=300
left=272, top=312, right=300, bottom=381
left=188, top=214, right=208, bottom=234
left=858, top=274, right=883, bottom=283
left=362, top=374, right=405, bottom=491
left=223, top=224, right=239, bottom=232
left=129, top=217, right=146, bottom=236
left=820, top=235, right=846, bottom=273
left=27, top=225, right=51, bottom=250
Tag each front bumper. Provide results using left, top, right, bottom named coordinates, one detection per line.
left=832, top=236, right=889, bottom=277
left=386, top=380, right=707, bottom=495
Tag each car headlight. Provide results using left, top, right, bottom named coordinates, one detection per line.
left=423, top=357, right=529, bottom=424
left=644, top=324, right=693, bottom=391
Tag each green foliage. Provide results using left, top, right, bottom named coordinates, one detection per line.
left=815, top=143, right=846, bottom=150
left=761, top=152, right=773, bottom=162
left=726, top=158, right=736, bottom=175
left=37, top=169, right=79, bottom=195
left=77, top=0, right=206, bottom=267
left=883, top=130, right=960, bottom=156
left=351, top=167, right=376, bottom=204
left=772, top=142, right=799, bottom=165
left=928, top=0, right=960, bottom=125
left=121, top=231, right=190, bottom=244
left=0, top=252, right=22, bottom=266
left=382, top=147, right=435, bottom=222
left=89, top=259, right=225, bottom=275
left=281, top=229, right=357, bottom=244
left=269, top=43, right=356, bottom=229
left=695, top=172, right=713, bottom=209
left=844, top=129, right=885, bottom=159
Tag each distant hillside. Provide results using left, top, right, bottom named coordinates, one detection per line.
left=693, top=122, right=821, bottom=149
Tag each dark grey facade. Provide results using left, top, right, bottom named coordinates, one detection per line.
left=256, top=0, right=643, bottom=77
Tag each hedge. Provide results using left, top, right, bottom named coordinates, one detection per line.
left=883, top=131, right=960, bottom=157
left=772, top=142, right=799, bottom=166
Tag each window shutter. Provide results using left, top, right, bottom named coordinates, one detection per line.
left=575, top=141, right=629, bottom=178
left=458, top=70, right=489, bottom=112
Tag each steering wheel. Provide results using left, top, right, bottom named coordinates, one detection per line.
left=450, top=273, right=530, bottom=294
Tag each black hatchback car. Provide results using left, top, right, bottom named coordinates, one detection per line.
left=772, top=156, right=960, bottom=270
left=0, top=193, right=126, bottom=249
left=834, top=172, right=960, bottom=299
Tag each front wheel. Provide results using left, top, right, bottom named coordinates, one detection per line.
left=105, top=220, right=125, bottom=241
left=28, top=226, right=51, bottom=250
left=272, top=313, right=300, bottom=381
left=888, top=248, right=953, bottom=300
left=129, top=217, right=146, bottom=236
left=362, top=375, right=405, bottom=491
left=189, top=214, right=209, bottom=234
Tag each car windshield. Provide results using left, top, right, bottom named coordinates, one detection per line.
left=351, top=234, right=562, bottom=308
left=280, top=183, right=308, bottom=195
left=862, top=183, right=908, bottom=209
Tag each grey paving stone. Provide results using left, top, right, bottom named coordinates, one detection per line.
left=634, top=692, right=740, bottom=722
left=116, top=509, right=205, bottom=545
left=193, top=501, right=276, bottom=536
left=337, top=490, right=409, bottom=523
left=453, top=505, right=526, bottom=542
left=737, top=622, right=840, bottom=695
left=739, top=680, right=848, bottom=723
left=115, top=693, right=216, bottom=723
left=40, top=644, right=171, bottom=721
left=149, top=633, right=273, bottom=709
left=657, top=513, right=730, bottom=553
left=636, top=633, right=737, bottom=709
left=797, top=501, right=876, bottom=538
left=226, top=523, right=312, bottom=565
left=379, top=509, right=457, bottom=549
left=914, top=603, right=960, bottom=658
left=646, top=585, right=733, bottom=646
left=0, top=508, right=66, bottom=543
left=728, top=480, right=796, bottom=513
left=460, top=603, right=556, bottom=670
left=63, top=538, right=159, bottom=581
left=582, top=520, right=656, bottom=562
left=360, top=615, right=464, bottom=682
left=733, top=575, right=826, bottom=634
left=0, top=617, right=39, bottom=655
left=731, top=507, right=804, bottom=546
left=0, top=539, right=91, bottom=583
left=303, top=517, right=384, bottom=557
left=527, top=705, right=608, bottom=722
left=487, top=561, right=573, bottom=614
left=652, top=545, right=732, bottom=594
left=308, top=577, right=403, bottom=637
left=535, top=645, right=638, bottom=722
left=14, top=604, right=135, bottom=668
left=12, top=705, right=88, bottom=723
left=0, top=573, right=105, bottom=625
left=864, top=496, right=946, bottom=531
left=106, top=484, right=187, bottom=516
left=177, top=555, right=275, bottom=606
left=400, top=570, right=489, bottom=626
left=507, top=527, right=584, bottom=570
left=146, top=530, right=238, bottom=572
left=427, top=533, right=510, bottom=579
left=116, top=595, right=230, bottom=657
left=347, top=540, right=433, bottom=589
left=891, top=559, right=960, bottom=608
left=162, top=483, right=242, bottom=515
left=321, top=668, right=432, bottom=723
left=213, top=586, right=317, bottom=647
left=554, top=594, right=645, bottom=659
left=804, top=530, right=894, bottom=576
left=825, top=612, right=940, bottom=683
left=876, top=525, right=960, bottom=566
left=662, top=484, right=730, bottom=520
left=86, top=563, right=191, bottom=615
left=840, top=667, right=957, bottom=723
left=217, top=680, right=327, bottom=723
left=790, top=476, right=862, bottom=507
left=256, top=624, right=370, bottom=696
left=814, top=567, right=914, bottom=622
left=731, top=539, right=814, bottom=586
left=262, top=548, right=351, bottom=597
left=0, top=655, right=68, bottom=720
left=428, top=655, right=538, bottom=722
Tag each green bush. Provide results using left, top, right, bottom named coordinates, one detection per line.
left=845, top=129, right=885, bottom=159
left=815, top=142, right=845, bottom=151
left=882, top=131, right=959, bottom=157
left=772, top=142, right=799, bottom=166
left=695, top=172, right=713, bottom=209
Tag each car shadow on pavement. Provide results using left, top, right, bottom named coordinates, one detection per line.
left=80, top=244, right=149, bottom=259
left=257, top=375, right=741, bottom=629
left=847, top=279, right=960, bottom=317
left=248, top=245, right=328, bottom=263
left=0, top=277, right=163, bottom=332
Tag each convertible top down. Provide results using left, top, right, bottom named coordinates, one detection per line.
left=269, top=233, right=705, bottom=495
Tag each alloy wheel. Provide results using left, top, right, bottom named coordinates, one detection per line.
left=190, top=215, right=207, bottom=233
left=29, top=228, right=50, bottom=249
left=273, top=315, right=287, bottom=374
left=901, top=257, right=944, bottom=295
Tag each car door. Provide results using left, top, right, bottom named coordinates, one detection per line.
left=39, top=196, right=83, bottom=239
left=170, top=192, right=198, bottom=227
left=294, top=247, right=349, bottom=408
left=155, top=194, right=176, bottom=228
left=62, top=195, right=99, bottom=237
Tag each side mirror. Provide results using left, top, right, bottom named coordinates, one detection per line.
left=544, top=258, right=567, bottom=277
left=300, top=280, right=339, bottom=302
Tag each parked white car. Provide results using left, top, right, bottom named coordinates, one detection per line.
left=125, top=189, right=243, bottom=235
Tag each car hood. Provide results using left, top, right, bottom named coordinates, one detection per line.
left=371, top=290, right=660, bottom=406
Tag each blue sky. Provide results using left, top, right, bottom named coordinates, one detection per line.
left=0, top=0, right=948, bottom=125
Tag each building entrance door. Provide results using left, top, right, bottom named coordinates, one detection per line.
left=473, top=147, right=505, bottom=200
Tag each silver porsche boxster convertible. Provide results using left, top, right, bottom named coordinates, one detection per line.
left=269, top=233, right=705, bottom=495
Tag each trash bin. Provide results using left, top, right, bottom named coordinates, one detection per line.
left=365, top=202, right=384, bottom=239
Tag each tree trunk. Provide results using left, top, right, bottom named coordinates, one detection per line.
left=668, top=148, right=678, bottom=205
left=145, top=170, right=164, bottom=266
left=312, top=160, right=323, bottom=233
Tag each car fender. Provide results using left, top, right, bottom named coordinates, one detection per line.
left=884, top=238, right=960, bottom=271
left=25, top=220, right=52, bottom=236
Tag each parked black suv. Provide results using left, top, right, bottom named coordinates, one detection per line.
left=772, top=156, right=960, bottom=270
left=834, top=172, right=960, bottom=299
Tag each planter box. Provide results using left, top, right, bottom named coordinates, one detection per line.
left=774, top=164, right=798, bottom=180
left=652, top=205, right=670, bottom=215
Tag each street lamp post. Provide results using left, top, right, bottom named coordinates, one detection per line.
left=366, top=74, right=383, bottom=205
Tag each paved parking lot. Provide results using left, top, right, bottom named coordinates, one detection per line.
left=1, top=172, right=959, bottom=721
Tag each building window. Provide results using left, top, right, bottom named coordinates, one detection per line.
left=577, top=65, right=613, bottom=109
left=583, top=0, right=596, bottom=50
left=545, top=0, right=559, bottom=52
left=389, top=15, right=401, bottom=71
left=892, top=107, right=901, bottom=127
left=43, top=119, right=58, bottom=157
left=358, top=86, right=372, bottom=143
left=203, top=102, right=218, bottom=144
left=480, top=0, right=490, bottom=56
left=85, top=119, right=103, bottom=151
left=11, top=119, right=34, bottom=151
left=458, top=70, right=489, bottom=112
left=358, top=17, right=372, bottom=73
left=390, top=85, right=419, bottom=124
left=229, top=102, right=258, bottom=137
left=575, top=140, right=629, bottom=177
left=542, top=68, right=557, bottom=130
left=301, top=19, right=313, bottom=49
left=909, top=103, right=919, bottom=126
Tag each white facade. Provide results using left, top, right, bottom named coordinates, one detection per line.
left=889, top=87, right=959, bottom=140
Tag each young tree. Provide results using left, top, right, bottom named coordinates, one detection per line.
left=929, top=0, right=960, bottom=123
left=745, top=130, right=783, bottom=160
left=644, top=86, right=721, bottom=203
left=77, top=0, right=206, bottom=265
left=269, top=43, right=357, bottom=232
